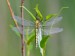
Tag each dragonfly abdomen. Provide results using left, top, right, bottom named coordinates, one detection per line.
left=36, top=29, right=38, bottom=47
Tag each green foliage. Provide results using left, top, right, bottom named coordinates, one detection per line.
left=46, top=14, right=56, bottom=21
left=40, top=35, right=49, bottom=48
left=27, top=32, right=35, bottom=45
left=34, top=4, right=43, bottom=21
left=21, top=4, right=58, bottom=23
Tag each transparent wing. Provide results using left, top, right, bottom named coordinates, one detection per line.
left=44, top=17, right=62, bottom=26
left=42, top=28, right=63, bottom=35
left=12, top=27, right=35, bottom=35
left=14, top=16, right=34, bottom=26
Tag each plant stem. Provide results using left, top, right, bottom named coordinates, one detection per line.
left=27, top=45, right=30, bottom=56
left=26, top=27, right=30, bottom=56
left=42, top=46, right=46, bottom=56
left=20, top=0, right=25, bottom=56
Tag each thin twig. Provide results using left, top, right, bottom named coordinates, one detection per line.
left=20, top=0, right=25, bottom=56
left=6, top=0, right=20, bottom=32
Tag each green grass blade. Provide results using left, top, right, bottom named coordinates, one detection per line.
left=21, top=6, right=36, bottom=20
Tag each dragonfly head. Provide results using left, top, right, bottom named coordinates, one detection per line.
left=36, top=13, right=42, bottom=22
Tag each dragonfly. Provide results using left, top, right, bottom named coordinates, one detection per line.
left=13, top=15, right=63, bottom=48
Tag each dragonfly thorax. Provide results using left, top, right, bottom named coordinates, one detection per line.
left=35, top=20, right=41, bottom=29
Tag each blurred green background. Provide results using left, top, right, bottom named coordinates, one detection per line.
left=0, top=0, right=75, bottom=56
